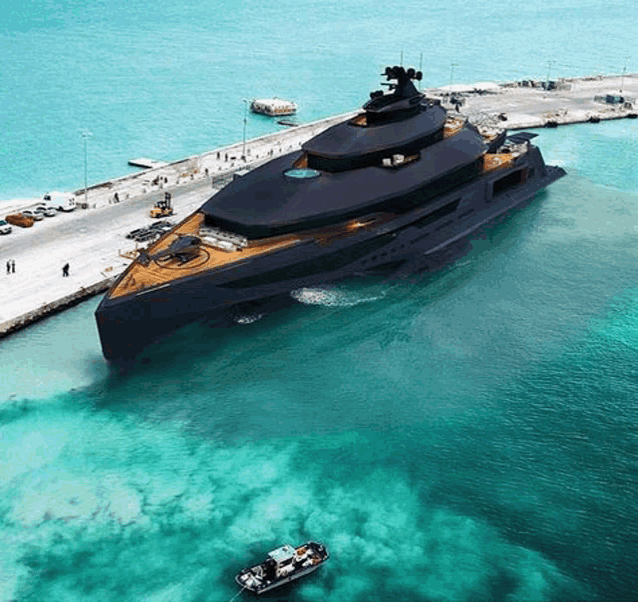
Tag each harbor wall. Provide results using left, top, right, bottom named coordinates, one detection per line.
left=0, top=278, right=115, bottom=337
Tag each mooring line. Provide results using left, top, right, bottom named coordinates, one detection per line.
left=228, top=583, right=247, bottom=602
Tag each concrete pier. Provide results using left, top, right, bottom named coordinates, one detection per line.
left=1, top=74, right=636, bottom=339
left=430, top=73, right=637, bottom=129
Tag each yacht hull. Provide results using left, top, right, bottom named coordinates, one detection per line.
left=96, top=149, right=565, bottom=362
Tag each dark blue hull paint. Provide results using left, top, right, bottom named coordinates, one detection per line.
left=96, top=150, right=565, bottom=362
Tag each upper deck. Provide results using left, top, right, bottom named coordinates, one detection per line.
left=302, top=103, right=447, bottom=164
left=202, top=125, right=488, bottom=239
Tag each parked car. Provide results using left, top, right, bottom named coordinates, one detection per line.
left=126, top=227, right=146, bottom=240
left=21, top=209, right=44, bottom=222
left=5, top=213, right=35, bottom=228
left=34, top=205, right=57, bottom=217
left=0, top=219, right=12, bottom=234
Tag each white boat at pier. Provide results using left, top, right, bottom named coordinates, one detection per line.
left=250, top=98, right=297, bottom=117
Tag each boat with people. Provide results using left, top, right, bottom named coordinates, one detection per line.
left=235, top=541, right=329, bottom=594
left=95, top=65, right=566, bottom=362
left=250, top=98, right=297, bottom=117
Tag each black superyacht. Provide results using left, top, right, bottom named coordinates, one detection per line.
left=96, top=66, right=565, bottom=361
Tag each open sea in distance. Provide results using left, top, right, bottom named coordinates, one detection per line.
left=1, top=0, right=638, bottom=600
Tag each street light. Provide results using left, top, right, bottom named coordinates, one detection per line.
left=81, top=131, right=92, bottom=207
left=620, top=57, right=629, bottom=94
left=450, top=62, right=459, bottom=85
left=546, top=59, right=555, bottom=90
left=242, top=99, right=248, bottom=161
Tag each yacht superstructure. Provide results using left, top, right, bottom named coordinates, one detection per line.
left=96, top=66, right=565, bottom=361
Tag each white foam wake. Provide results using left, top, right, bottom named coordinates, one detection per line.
left=234, top=313, right=264, bottom=325
left=290, top=286, right=385, bottom=308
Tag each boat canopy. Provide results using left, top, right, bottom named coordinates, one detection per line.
left=301, top=67, right=446, bottom=171
left=251, top=99, right=297, bottom=116
left=268, top=545, right=296, bottom=564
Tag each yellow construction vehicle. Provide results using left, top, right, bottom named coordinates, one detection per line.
left=150, top=192, right=173, bottom=218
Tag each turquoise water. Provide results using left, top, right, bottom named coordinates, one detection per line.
left=2, top=1, right=638, bottom=600
left=1, top=0, right=635, bottom=200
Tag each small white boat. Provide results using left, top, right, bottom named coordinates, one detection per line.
left=235, top=541, right=328, bottom=594
left=250, top=98, right=297, bottom=117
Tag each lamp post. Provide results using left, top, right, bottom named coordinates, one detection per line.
left=242, top=100, right=248, bottom=161
left=450, top=62, right=459, bottom=85
left=81, top=131, right=92, bottom=207
left=546, top=59, right=555, bottom=90
left=620, top=58, right=629, bottom=94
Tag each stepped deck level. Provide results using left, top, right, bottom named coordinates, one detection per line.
left=0, top=74, right=636, bottom=340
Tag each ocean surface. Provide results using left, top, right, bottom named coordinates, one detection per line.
left=1, top=1, right=638, bottom=601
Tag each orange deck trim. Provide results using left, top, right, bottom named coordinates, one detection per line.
left=110, top=212, right=305, bottom=299
left=109, top=212, right=393, bottom=300
left=483, top=153, right=515, bottom=171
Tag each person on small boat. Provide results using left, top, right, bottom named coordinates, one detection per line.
left=264, top=558, right=276, bottom=581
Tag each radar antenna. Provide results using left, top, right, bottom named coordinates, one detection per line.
left=362, top=65, right=425, bottom=119
left=379, top=66, right=423, bottom=98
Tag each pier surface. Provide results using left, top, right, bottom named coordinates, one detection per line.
left=430, top=73, right=637, bottom=129
left=1, top=74, right=636, bottom=339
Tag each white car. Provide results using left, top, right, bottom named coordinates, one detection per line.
left=21, top=209, right=44, bottom=222
left=35, top=205, right=57, bottom=217
left=0, top=219, right=12, bottom=235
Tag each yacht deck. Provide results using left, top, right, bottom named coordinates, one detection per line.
left=109, top=213, right=305, bottom=299
left=109, top=212, right=392, bottom=300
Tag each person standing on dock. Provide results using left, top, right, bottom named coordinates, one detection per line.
left=62, top=263, right=70, bottom=277
left=6, top=260, right=10, bottom=275
left=11, top=259, right=15, bottom=274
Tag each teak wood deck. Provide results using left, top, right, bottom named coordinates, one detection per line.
left=110, top=212, right=392, bottom=300
left=482, top=152, right=515, bottom=171
left=110, top=213, right=306, bottom=299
